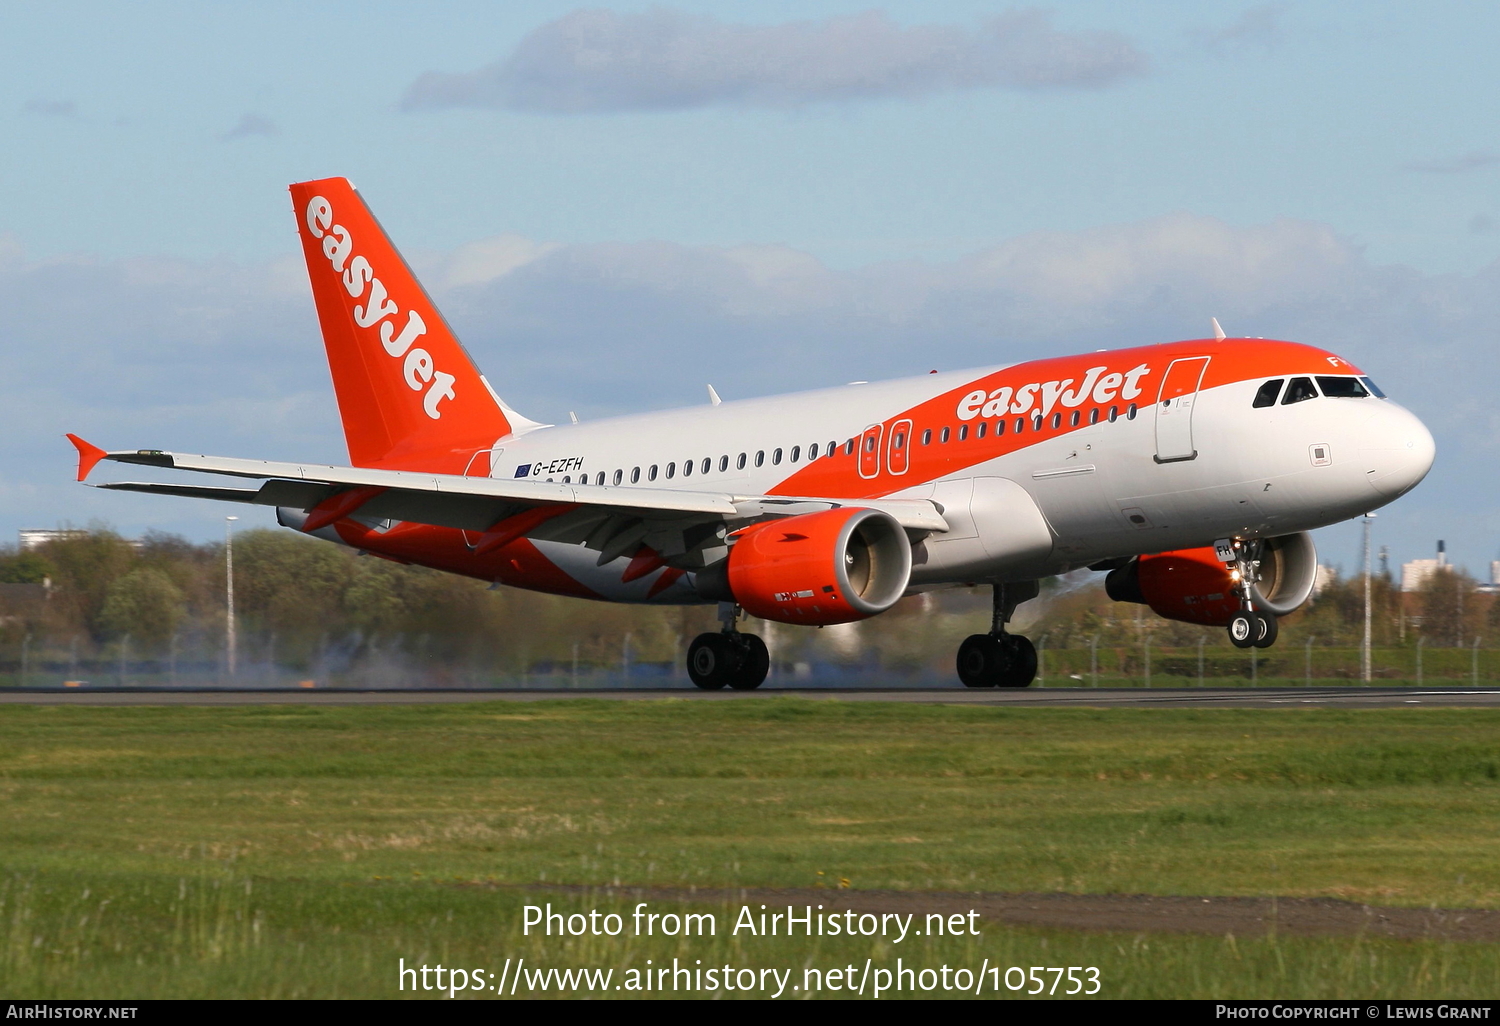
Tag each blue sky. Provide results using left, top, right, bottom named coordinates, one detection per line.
left=2, top=1, right=1497, bottom=578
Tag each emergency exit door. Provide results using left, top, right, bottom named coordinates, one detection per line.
left=1154, top=356, right=1210, bottom=463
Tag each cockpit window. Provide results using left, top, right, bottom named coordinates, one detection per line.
left=1252, top=379, right=1284, bottom=408
left=1282, top=377, right=1318, bottom=404
left=1360, top=376, right=1387, bottom=398
left=1316, top=376, right=1369, bottom=398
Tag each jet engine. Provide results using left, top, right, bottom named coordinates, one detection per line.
left=696, top=507, right=912, bottom=625
left=1105, top=532, right=1318, bottom=626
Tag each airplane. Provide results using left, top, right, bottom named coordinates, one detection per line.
left=67, top=177, right=1436, bottom=690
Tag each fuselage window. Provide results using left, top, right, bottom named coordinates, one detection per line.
left=975, top=422, right=986, bottom=439
left=1360, top=376, right=1387, bottom=398
left=1088, top=408, right=1099, bottom=425
left=788, top=446, right=799, bottom=462
left=755, top=450, right=765, bottom=467
left=807, top=443, right=819, bottom=460
left=596, top=472, right=606, bottom=486
left=844, top=439, right=855, bottom=456
left=701, top=457, right=712, bottom=475
left=649, top=465, right=658, bottom=481
left=1015, top=417, right=1025, bottom=434
left=1108, top=405, right=1119, bottom=422
left=630, top=467, right=640, bottom=484
left=613, top=469, right=623, bottom=485
left=1032, top=414, right=1043, bottom=431
left=1282, top=377, right=1318, bottom=404
left=1051, top=412, right=1062, bottom=429
left=921, top=429, right=932, bottom=445
left=666, top=462, right=676, bottom=479
left=828, top=440, right=837, bottom=456
left=562, top=475, right=571, bottom=484
left=1069, top=410, right=1080, bottom=427
left=1316, top=376, right=1369, bottom=398
left=995, top=419, right=1005, bottom=436
left=682, top=459, right=693, bottom=477
left=718, top=455, right=729, bottom=472
left=940, top=427, right=950, bottom=443
left=958, top=425, right=969, bottom=441
left=1253, top=379, right=1284, bottom=408
left=1126, top=404, right=1138, bottom=420
left=736, top=453, right=747, bottom=470
left=773, top=448, right=783, bottom=465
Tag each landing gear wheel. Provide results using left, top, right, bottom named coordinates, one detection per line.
left=956, top=634, right=1038, bottom=688
left=728, top=634, right=769, bottom=690
left=1228, top=611, right=1257, bottom=649
left=1253, top=612, right=1279, bottom=649
left=688, top=633, right=741, bottom=689
left=999, top=634, right=1038, bottom=688
left=957, top=634, right=1003, bottom=688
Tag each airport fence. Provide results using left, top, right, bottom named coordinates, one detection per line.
left=0, top=641, right=1494, bottom=689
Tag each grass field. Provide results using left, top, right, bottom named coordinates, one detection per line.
left=3, top=699, right=1499, bottom=998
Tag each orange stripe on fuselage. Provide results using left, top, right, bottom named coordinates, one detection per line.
left=773, top=338, right=1358, bottom=500
left=332, top=519, right=601, bottom=599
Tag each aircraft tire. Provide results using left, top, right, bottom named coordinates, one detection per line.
left=728, top=633, right=769, bottom=690
left=999, top=634, right=1038, bottom=688
left=957, top=634, right=1003, bottom=688
left=1253, top=612, right=1279, bottom=649
left=1228, top=612, right=1257, bottom=649
left=688, top=633, right=741, bottom=689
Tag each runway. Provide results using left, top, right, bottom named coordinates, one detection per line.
left=4, top=685, right=1500, bottom=707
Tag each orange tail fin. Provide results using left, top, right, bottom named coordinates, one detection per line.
left=289, top=177, right=522, bottom=475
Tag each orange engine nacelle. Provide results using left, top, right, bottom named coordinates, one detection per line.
left=713, top=507, right=912, bottom=626
left=1114, top=547, right=1242, bottom=626
left=1105, top=533, right=1318, bottom=627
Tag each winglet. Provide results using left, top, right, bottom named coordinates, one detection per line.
left=707, top=384, right=722, bottom=406
left=1211, top=317, right=1227, bottom=341
left=65, top=434, right=108, bottom=482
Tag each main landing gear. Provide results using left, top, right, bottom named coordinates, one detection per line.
left=957, top=582, right=1040, bottom=688
left=1224, top=539, right=1279, bottom=650
left=688, top=603, right=770, bottom=690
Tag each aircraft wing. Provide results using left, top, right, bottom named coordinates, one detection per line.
left=71, top=438, right=948, bottom=548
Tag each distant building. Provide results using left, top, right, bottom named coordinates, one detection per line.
left=1311, top=564, right=1337, bottom=596
left=1402, top=540, right=1449, bottom=593
left=1480, top=561, right=1500, bottom=596
left=1402, top=559, right=1441, bottom=593
left=18, top=529, right=141, bottom=552
left=18, top=529, right=88, bottom=551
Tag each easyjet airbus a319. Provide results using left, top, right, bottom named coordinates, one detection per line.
left=68, top=178, right=1435, bottom=689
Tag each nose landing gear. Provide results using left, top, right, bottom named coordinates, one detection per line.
left=957, top=582, right=1040, bottom=688
left=1225, top=540, right=1279, bottom=649
left=687, top=603, right=770, bottom=690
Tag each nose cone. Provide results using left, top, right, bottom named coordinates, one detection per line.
left=1359, top=403, right=1435, bottom=500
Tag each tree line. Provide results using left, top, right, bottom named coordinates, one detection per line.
left=0, top=527, right=1492, bottom=683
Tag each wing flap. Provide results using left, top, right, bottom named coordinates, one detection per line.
left=86, top=446, right=948, bottom=533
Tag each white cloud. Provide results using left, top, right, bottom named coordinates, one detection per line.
left=222, top=113, right=277, bottom=141
left=1190, top=5, right=1283, bottom=55
left=401, top=8, right=1149, bottom=114
left=23, top=98, right=76, bottom=117
left=1404, top=151, right=1500, bottom=174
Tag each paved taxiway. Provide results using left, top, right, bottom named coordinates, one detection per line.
left=3, top=686, right=1499, bottom=707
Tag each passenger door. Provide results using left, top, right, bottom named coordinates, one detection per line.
left=1154, top=357, right=1210, bottom=463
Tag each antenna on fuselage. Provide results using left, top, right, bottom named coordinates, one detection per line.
left=1211, top=318, right=1227, bottom=341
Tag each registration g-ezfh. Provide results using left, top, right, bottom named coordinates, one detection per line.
left=70, top=178, right=1435, bottom=689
